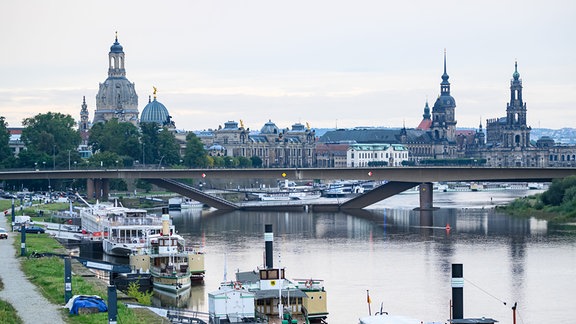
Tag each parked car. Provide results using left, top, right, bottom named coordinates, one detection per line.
left=0, top=228, right=7, bottom=239
left=24, top=226, right=45, bottom=234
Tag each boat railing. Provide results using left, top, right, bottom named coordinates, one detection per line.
left=108, top=217, right=163, bottom=226
left=108, top=236, right=145, bottom=244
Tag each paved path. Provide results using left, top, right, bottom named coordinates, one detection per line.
left=0, top=217, right=64, bottom=323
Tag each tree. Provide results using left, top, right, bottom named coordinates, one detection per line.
left=0, top=117, right=15, bottom=168
left=89, top=119, right=141, bottom=164
left=157, top=128, right=181, bottom=167
left=20, top=112, right=81, bottom=169
left=250, top=156, right=263, bottom=168
left=237, top=156, right=252, bottom=168
left=183, top=132, right=208, bottom=167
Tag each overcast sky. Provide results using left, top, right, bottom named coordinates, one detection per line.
left=1, top=1, right=575, bottom=132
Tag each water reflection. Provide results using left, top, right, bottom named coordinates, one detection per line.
left=146, top=191, right=576, bottom=322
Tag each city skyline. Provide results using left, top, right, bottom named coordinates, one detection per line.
left=1, top=0, right=575, bottom=132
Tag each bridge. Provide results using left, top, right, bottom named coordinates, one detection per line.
left=2, top=167, right=574, bottom=210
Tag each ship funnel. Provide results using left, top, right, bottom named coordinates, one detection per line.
left=161, top=207, right=170, bottom=236
left=265, top=224, right=273, bottom=268
left=452, top=263, right=464, bottom=319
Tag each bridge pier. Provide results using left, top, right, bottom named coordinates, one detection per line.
left=417, top=182, right=436, bottom=211
left=86, top=179, right=110, bottom=200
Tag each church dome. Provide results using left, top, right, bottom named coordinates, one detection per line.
left=110, top=38, right=123, bottom=53
left=260, top=120, right=279, bottom=134
left=140, top=96, right=170, bottom=125
left=433, top=94, right=456, bottom=110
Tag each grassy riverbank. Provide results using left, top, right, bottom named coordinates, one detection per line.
left=13, top=232, right=164, bottom=324
left=497, top=176, right=576, bottom=223
left=0, top=198, right=165, bottom=324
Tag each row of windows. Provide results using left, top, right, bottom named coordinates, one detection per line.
left=350, top=152, right=408, bottom=159
left=550, top=154, right=576, bottom=161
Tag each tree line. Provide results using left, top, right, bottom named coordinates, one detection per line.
left=0, top=112, right=261, bottom=193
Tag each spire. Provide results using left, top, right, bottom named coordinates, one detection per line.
left=440, top=49, right=450, bottom=95
left=441, top=49, right=449, bottom=83
left=423, top=99, right=431, bottom=119
left=153, top=86, right=158, bottom=100
left=443, top=48, right=447, bottom=75
left=513, top=59, right=520, bottom=80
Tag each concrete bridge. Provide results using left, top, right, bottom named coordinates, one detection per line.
left=1, top=167, right=574, bottom=210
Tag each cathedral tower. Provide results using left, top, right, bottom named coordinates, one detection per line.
left=79, top=96, right=91, bottom=145
left=93, top=33, right=139, bottom=125
left=430, top=50, right=457, bottom=143
left=503, top=61, right=531, bottom=148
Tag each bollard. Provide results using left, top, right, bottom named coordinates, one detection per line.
left=451, top=263, right=464, bottom=319
left=20, top=224, right=26, bottom=256
left=64, top=257, right=72, bottom=303
left=108, top=285, right=117, bottom=324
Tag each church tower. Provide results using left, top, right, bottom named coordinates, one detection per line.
left=79, top=96, right=91, bottom=145
left=430, top=50, right=457, bottom=143
left=503, top=61, right=530, bottom=148
left=93, top=33, right=139, bottom=125
left=416, top=99, right=432, bottom=130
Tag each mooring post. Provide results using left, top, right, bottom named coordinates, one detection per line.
left=20, top=224, right=26, bottom=256
left=108, top=285, right=117, bottom=324
left=11, top=197, right=15, bottom=225
left=64, top=257, right=72, bottom=303
left=451, top=263, right=464, bottom=319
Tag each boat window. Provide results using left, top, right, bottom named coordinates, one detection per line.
left=268, top=269, right=279, bottom=280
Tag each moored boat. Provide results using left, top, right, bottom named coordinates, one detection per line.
left=130, top=208, right=205, bottom=299
left=78, top=199, right=172, bottom=257
left=208, top=224, right=328, bottom=323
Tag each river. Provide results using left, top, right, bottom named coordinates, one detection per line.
left=168, top=188, right=575, bottom=324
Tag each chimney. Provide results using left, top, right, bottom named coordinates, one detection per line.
left=265, top=224, right=273, bottom=268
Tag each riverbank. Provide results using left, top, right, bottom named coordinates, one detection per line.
left=496, top=176, right=576, bottom=223
left=0, top=209, right=166, bottom=324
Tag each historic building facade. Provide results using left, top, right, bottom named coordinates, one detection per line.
left=347, top=143, right=409, bottom=167
left=93, top=34, right=139, bottom=125
left=198, top=120, right=316, bottom=168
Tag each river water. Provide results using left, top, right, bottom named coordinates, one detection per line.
left=169, top=189, right=576, bottom=324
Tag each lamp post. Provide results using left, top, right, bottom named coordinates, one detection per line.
left=68, top=150, right=71, bottom=170
left=53, top=145, right=56, bottom=169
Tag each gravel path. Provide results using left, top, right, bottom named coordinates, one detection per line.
left=0, top=217, right=64, bottom=323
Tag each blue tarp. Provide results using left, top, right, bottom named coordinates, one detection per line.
left=69, top=295, right=108, bottom=315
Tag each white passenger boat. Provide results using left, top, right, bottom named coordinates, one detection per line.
left=79, top=201, right=171, bottom=257
left=130, top=209, right=205, bottom=299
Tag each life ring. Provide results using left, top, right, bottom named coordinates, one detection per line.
left=233, top=281, right=242, bottom=290
left=305, top=279, right=313, bottom=288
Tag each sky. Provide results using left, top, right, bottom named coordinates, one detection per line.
left=1, top=0, right=575, bottom=133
